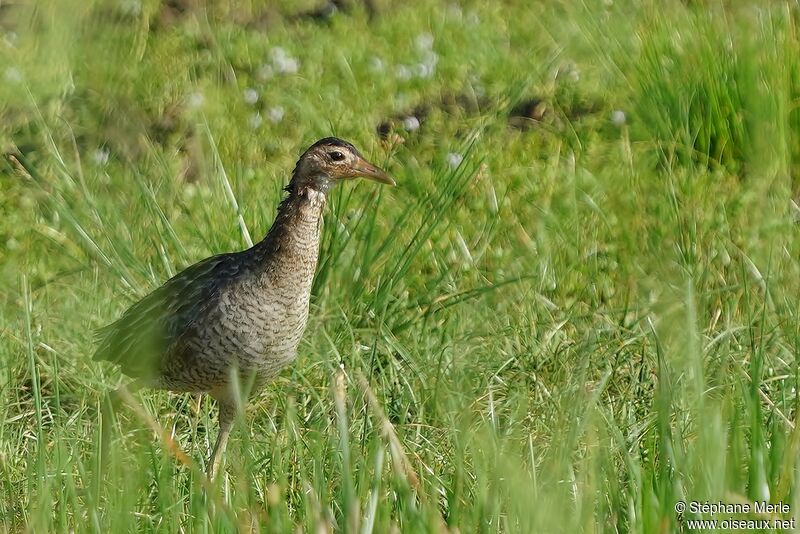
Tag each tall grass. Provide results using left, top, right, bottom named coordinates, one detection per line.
left=571, top=1, right=800, bottom=180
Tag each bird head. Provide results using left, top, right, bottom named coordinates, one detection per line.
left=290, top=137, right=395, bottom=192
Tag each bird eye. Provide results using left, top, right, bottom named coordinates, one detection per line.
left=329, top=151, right=345, bottom=161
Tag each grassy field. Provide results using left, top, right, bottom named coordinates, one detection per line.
left=2, top=0, right=800, bottom=531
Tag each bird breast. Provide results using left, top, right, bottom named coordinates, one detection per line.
left=212, top=190, right=324, bottom=376
left=213, top=281, right=312, bottom=372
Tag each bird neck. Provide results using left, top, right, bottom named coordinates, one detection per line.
left=254, top=184, right=327, bottom=286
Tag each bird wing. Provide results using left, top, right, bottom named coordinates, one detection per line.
left=93, top=252, right=244, bottom=379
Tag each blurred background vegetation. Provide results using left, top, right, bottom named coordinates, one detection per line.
left=1, top=0, right=800, bottom=532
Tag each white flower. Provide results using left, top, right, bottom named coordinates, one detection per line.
left=446, top=152, right=463, bottom=168
left=120, top=0, right=142, bottom=15
left=267, top=106, right=284, bottom=123
left=243, top=88, right=259, bottom=104
left=421, top=50, right=439, bottom=67
left=4, top=31, right=17, bottom=47
left=369, top=56, right=385, bottom=72
left=611, top=109, right=626, bottom=126
left=274, top=56, right=299, bottom=74
left=395, top=64, right=413, bottom=81
left=270, top=47, right=299, bottom=74
left=187, top=91, right=204, bottom=108
left=4, top=67, right=22, bottom=84
left=413, top=51, right=438, bottom=79
left=257, top=63, right=274, bottom=81
left=270, top=47, right=288, bottom=60
left=248, top=113, right=263, bottom=129
left=417, top=63, right=434, bottom=78
left=92, top=147, right=110, bottom=166
left=446, top=3, right=463, bottom=19
left=402, top=116, right=420, bottom=132
left=184, top=183, right=197, bottom=199
left=556, top=62, right=580, bottom=83
left=415, top=33, right=434, bottom=50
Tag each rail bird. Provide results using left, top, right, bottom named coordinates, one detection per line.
left=94, top=137, right=394, bottom=477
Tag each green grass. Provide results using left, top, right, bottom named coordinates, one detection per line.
left=2, top=0, right=800, bottom=532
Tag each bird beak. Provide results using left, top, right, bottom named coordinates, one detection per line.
left=352, top=157, right=396, bottom=186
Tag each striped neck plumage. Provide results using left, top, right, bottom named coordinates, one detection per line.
left=252, top=181, right=327, bottom=269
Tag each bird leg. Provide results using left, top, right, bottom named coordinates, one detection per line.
left=207, top=398, right=236, bottom=479
left=207, top=368, right=258, bottom=479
